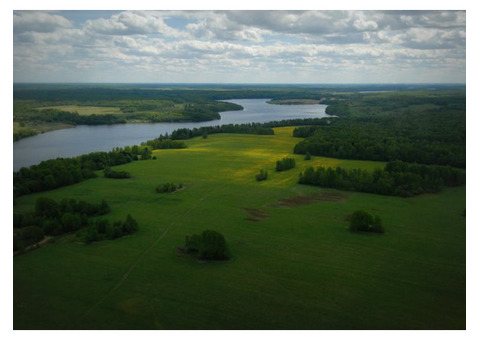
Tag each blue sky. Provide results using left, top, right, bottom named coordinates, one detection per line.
left=12, top=9, right=466, bottom=83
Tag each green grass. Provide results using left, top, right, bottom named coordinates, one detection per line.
left=37, top=105, right=124, bottom=115
left=13, top=127, right=466, bottom=330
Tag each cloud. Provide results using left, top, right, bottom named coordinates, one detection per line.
left=84, top=11, right=185, bottom=37
left=14, top=11, right=73, bottom=34
left=12, top=10, right=466, bottom=84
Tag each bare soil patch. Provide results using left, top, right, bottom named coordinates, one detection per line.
left=272, top=192, right=349, bottom=208
left=244, top=208, right=270, bottom=222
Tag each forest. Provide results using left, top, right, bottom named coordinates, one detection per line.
left=293, top=91, right=466, bottom=168
left=298, top=160, right=465, bottom=197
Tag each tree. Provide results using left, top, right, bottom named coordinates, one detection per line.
left=199, top=230, right=230, bottom=260
left=122, top=214, right=139, bottom=234
left=35, top=197, right=59, bottom=219
left=256, top=169, right=268, bottom=181
left=61, top=212, right=81, bottom=232
left=349, top=210, right=384, bottom=234
left=184, top=230, right=230, bottom=260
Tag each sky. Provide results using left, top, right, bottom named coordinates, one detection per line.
left=12, top=9, right=467, bottom=84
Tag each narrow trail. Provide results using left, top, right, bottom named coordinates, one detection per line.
left=72, top=189, right=213, bottom=329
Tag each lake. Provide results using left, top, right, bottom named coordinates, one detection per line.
left=13, top=99, right=329, bottom=171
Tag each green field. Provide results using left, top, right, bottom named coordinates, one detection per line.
left=13, top=127, right=466, bottom=330
left=37, top=105, right=124, bottom=115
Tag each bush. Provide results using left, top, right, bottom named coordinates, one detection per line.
left=276, top=157, right=296, bottom=172
left=82, top=214, right=139, bottom=244
left=349, top=210, right=384, bottom=234
left=255, top=169, right=268, bottom=181
left=103, top=167, right=131, bottom=179
left=184, top=230, right=230, bottom=261
left=156, top=183, right=182, bottom=193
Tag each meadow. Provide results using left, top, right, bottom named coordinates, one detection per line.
left=37, top=105, right=124, bottom=116
left=13, top=127, right=466, bottom=330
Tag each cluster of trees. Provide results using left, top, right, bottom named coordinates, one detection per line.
left=276, top=157, right=296, bottom=172
left=183, top=230, right=230, bottom=261
left=14, top=146, right=154, bottom=198
left=156, top=183, right=183, bottom=193
left=256, top=169, right=268, bottom=181
left=349, top=210, right=384, bottom=234
left=294, top=118, right=465, bottom=168
left=80, top=214, right=139, bottom=244
left=298, top=160, right=465, bottom=197
left=104, top=167, right=132, bottom=179
left=143, top=138, right=187, bottom=150
left=14, top=197, right=111, bottom=252
left=14, top=158, right=97, bottom=198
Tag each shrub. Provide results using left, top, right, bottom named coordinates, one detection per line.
left=256, top=169, right=268, bottom=181
left=103, top=167, right=131, bottom=179
left=276, top=157, right=296, bottom=172
left=156, top=183, right=182, bottom=193
left=349, top=210, right=384, bottom=234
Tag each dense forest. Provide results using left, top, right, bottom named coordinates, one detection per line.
left=293, top=91, right=466, bottom=168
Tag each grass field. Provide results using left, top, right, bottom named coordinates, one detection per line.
left=13, top=127, right=466, bottom=330
left=37, top=105, right=124, bottom=115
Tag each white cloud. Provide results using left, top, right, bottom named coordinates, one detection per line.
left=84, top=11, right=186, bottom=37
left=14, top=11, right=73, bottom=34
left=12, top=10, right=466, bottom=84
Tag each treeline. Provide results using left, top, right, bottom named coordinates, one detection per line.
left=16, top=83, right=459, bottom=103
left=161, top=118, right=336, bottom=140
left=142, top=138, right=187, bottom=150
left=14, top=146, right=153, bottom=198
left=13, top=128, right=38, bottom=141
left=293, top=104, right=466, bottom=168
left=27, top=109, right=127, bottom=125
left=14, top=197, right=111, bottom=251
left=168, top=124, right=275, bottom=140
left=299, top=160, right=465, bottom=197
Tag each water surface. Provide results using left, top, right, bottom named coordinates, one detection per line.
left=13, top=99, right=328, bottom=171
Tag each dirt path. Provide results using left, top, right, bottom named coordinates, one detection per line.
left=14, top=236, right=54, bottom=256
left=72, top=189, right=213, bottom=329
